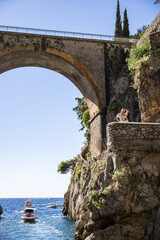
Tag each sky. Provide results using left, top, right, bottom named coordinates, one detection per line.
left=0, top=0, right=159, bottom=198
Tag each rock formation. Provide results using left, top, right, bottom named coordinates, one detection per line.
left=64, top=123, right=160, bottom=240
left=63, top=13, right=160, bottom=240
left=105, top=41, right=140, bottom=123
left=0, top=205, right=2, bottom=215
left=135, top=12, right=160, bottom=123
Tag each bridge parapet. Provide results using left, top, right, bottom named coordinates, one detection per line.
left=107, top=122, right=160, bottom=152
left=0, top=25, right=136, bottom=43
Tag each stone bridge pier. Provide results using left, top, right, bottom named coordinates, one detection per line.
left=0, top=29, right=132, bottom=157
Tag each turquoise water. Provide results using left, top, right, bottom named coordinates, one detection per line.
left=0, top=198, right=75, bottom=240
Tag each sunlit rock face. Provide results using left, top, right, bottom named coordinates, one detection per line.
left=135, top=12, right=160, bottom=123
left=63, top=123, right=160, bottom=240
left=136, top=65, right=160, bottom=123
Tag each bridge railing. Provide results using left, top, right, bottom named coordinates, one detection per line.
left=0, top=25, right=137, bottom=43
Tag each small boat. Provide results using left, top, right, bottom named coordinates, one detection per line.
left=23, top=200, right=36, bottom=213
left=22, top=200, right=37, bottom=222
left=22, top=213, right=37, bottom=222
left=46, top=203, right=57, bottom=208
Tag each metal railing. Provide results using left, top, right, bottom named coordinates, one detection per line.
left=0, top=25, right=136, bottom=43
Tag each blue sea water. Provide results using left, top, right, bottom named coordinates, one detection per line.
left=0, top=198, right=75, bottom=240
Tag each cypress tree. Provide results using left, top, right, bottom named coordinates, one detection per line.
left=114, top=0, right=122, bottom=37
left=123, top=8, right=129, bottom=38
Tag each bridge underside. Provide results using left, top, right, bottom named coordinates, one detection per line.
left=0, top=30, right=132, bottom=157
left=0, top=49, right=104, bottom=117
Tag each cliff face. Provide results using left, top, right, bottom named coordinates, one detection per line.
left=136, top=65, right=160, bottom=122
left=135, top=12, right=160, bottom=123
left=63, top=13, right=160, bottom=240
left=105, top=42, right=140, bottom=123
left=63, top=123, right=160, bottom=240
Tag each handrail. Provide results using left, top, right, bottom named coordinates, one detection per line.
left=0, top=25, right=137, bottom=43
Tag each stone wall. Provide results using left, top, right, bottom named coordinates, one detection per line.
left=107, top=122, right=160, bottom=152
left=64, top=122, right=160, bottom=240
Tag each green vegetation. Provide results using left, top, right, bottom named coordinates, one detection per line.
left=73, top=97, right=89, bottom=132
left=71, top=161, right=81, bottom=182
left=80, top=165, right=87, bottom=189
left=57, top=156, right=78, bottom=174
left=126, top=37, right=150, bottom=76
left=111, top=166, right=131, bottom=183
left=88, top=166, right=131, bottom=210
left=82, top=109, right=90, bottom=129
left=102, top=186, right=112, bottom=195
left=57, top=97, right=90, bottom=175
left=115, top=0, right=130, bottom=38
left=130, top=25, right=148, bottom=39
left=111, top=167, right=126, bottom=181
left=73, top=97, right=90, bottom=141
left=122, top=8, right=129, bottom=38
left=88, top=160, right=105, bottom=189
left=89, top=185, right=112, bottom=210
left=154, top=0, right=160, bottom=3
left=114, top=0, right=122, bottom=37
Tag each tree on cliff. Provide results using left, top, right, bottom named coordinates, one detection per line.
left=154, top=0, right=160, bottom=3
left=57, top=97, right=90, bottom=175
left=57, top=156, right=78, bottom=174
left=73, top=97, right=89, bottom=131
left=73, top=97, right=90, bottom=139
left=122, top=8, right=129, bottom=38
left=114, top=0, right=122, bottom=37
left=130, top=25, right=148, bottom=39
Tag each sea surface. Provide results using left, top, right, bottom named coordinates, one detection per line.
left=0, top=198, right=75, bottom=240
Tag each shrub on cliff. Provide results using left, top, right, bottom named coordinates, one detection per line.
left=57, top=156, right=78, bottom=174
left=130, top=25, right=148, bottom=39
left=126, top=37, right=150, bottom=76
left=73, top=97, right=89, bottom=132
left=73, top=97, right=90, bottom=142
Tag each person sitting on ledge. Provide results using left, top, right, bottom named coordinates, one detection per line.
left=115, top=108, right=129, bottom=122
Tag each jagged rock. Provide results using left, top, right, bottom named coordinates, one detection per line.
left=63, top=123, right=160, bottom=240
left=134, top=13, right=160, bottom=123
left=136, top=65, right=160, bottom=123
left=106, top=73, right=141, bottom=123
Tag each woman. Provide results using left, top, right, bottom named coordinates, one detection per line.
left=115, top=108, right=129, bottom=122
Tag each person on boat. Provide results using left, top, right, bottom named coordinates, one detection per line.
left=115, top=108, right=129, bottom=122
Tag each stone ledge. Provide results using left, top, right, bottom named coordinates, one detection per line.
left=106, top=122, right=160, bottom=152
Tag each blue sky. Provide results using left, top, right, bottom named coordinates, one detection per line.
left=0, top=0, right=159, bottom=198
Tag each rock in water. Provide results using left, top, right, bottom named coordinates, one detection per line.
left=0, top=205, right=2, bottom=215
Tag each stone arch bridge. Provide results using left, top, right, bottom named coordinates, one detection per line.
left=0, top=26, right=134, bottom=157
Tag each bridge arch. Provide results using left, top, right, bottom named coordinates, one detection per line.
left=0, top=45, right=104, bottom=117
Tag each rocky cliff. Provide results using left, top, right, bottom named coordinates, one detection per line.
left=64, top=123, right=160, bottom=240
left=63, top=13, right=160, bottom=240
left=105, top=41, right=140, bottom=123
left=134, top=12, right=160, bottom=123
